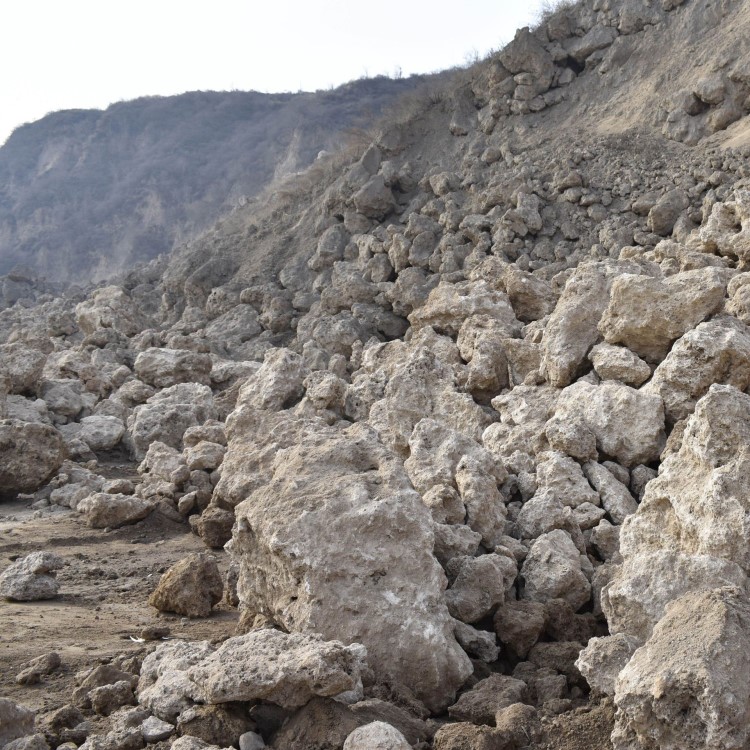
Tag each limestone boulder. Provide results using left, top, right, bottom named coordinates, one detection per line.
left=188, top=630, right=366, bottom=707
left=642, top=317, right=750, bottom=423
left=448, top=674, right=528, bottom=726
left=128, top=383, right=216, bottom=459
left=75, top=415, right=126, bottom=452
left=699, top=189, right=750, bottom=262
left=408, top=281, right=520, bottom=338
left=236, top=347, right=308, bottom=412
left=521, top=530, right=591, bottom=611
left=536, top=451, right=599, bottom=508
left=0, top=343, right=46, bottom=394
left=598, top=268, right=727, bottom=362
left=582, top=462, right=638, bottom=525
left=343, top=722, right=411, bottom=750
left=499, top=26, right=555, bottom=92
left=0, top=419, right=66, bottom=494
left=545, top=381, right=665, bottom=467
left=647, top=189, right=689, bottom=235
left=77, top=493, right=154, bottom=529
left=0, top=552, right=63, bottom=601
left=446, top=553, right=517, bottom=624
left=75, top=285, right=149, bottom=337
left=612, top=587, right=750, bottom=750
left=575, top=633, right=640, bottom=697
left=229, top=414, right=472, bottom=712
left=134, top=348, right=212, bottom=388
left=149, top=553, right=223, bottom=618
left=588, top=343, right=651, bottom=387
left=541, top=263, right=611, bottom=388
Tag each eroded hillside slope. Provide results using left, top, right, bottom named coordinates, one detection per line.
left=2, top=0, right=750, bottom=748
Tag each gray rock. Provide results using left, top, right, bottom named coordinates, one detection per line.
left=343, top=722, right=411, bottom=750
left=0, top=419, right=66, bottom=493
left=0, top=698, right=35, bottom=746
left=0, top=552, right=63, bottom=601
left=140, top=716, right=174, bottom=743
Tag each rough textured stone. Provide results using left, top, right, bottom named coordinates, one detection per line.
left=0, top=698, right=35, bottom=746
left=75, top=286, right=149, bottom=337
left=0, top=343, right=46, bottom=394
left=588, top=343, right=651, bottom=386
left=0, top=419, right=66, bottom=494
left=643, top=317, right=750, bottom=423
left=148, top=553, right=223, bottom=618
left=343, top=722, right=411, bottom=750
left=187, top=630, right=366, bottom=707
left=612, top=587, right=750, bottom=750
left=541, top=263, right=611, bottom=388
left=446, top=554, right=517, bottom=624
left=225, top=413, right=472, bottom=712
left=77, top=493, right=154, bottom=528
left=134, top=347, right=212, bottom=388
left=521, top=530, right=591, bottom=611
left=448, top=674, right=528, bottom=725
left=0, top=552, right=63, bottom=601
left=598, top=268, right=727, bottom=362
left=545, top=380, right=665, bottom=467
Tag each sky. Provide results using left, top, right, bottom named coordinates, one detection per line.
left=0, top=0, right=552, bottom=145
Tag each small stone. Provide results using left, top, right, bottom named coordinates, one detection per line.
left=140, top=715, right=174, bottom=742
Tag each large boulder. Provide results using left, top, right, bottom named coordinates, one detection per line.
left=612, top=587, right=750, bottom=750
left=77, top=493, right=154, bottom=528
left=75, top=285, right=149, bottom=337
left=545, top=380, right=665, bottom=467
left=128, top=383, right=216, bottom=459
left=541, top=263, right=611, bottom=388
left=134, top=348, right=213, bottom=388
left=227, top=413, right=472, bottom=712
left=0, top=343, right=46, bottom=394
left=149, top=553, right=223, bottom=618
left=598, top=268, right=727, bottom=362
left=0, top=419, right=66, bottom=494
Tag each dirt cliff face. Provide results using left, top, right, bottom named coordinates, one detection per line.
left=0, top=77, right=426, bottom=284
left=3, top=1, right=750, bottom=748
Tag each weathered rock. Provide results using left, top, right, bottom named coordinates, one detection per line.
left=500, top=26, right=554, bottom=92
left=15, top=652, right=61, bottom=685
left=228, top=414, right=472, bottom=712
left=128, top=383, right=216, bottom=459
left=184, top=441, right=226, bottom=472
left=75, top=286, right=149, bottom=337
left=494, top=600, right=546, bottom=659
left=536, top=451, right=599, bottom=508
left=576, top=633, right=640, bottom=697
left=0, top=343, right=46, bottom=394
left=454, top=620, right=500, bottom=663
left=77, top=493, right=154, bottom=529
left=588, top=343, right=651, bottom=387
left=190, top=506, right=234, bottom=549
left=582, top=461, right=638, bottom=525
left=134, top=348, right=212, bottom=388
left=171, top=738, right=231, bottom=750
left=598, top=268, right=727, bottom=362
left=446, top=554, right=517, bottom=624
left=448, top=674, right=528, bottom=725
left=187, top=630, right=366, bottom=707
left=343, top=722, right=411, bottom=750
left=0, top=552, right=63, bottom=601
left=140, top=716, right=174, bottom=743
left=75, top=415, right=126, bottom=452
left=0, top=698, right=35, bottom=746
left=545, top=381, right=665, bottom=467
left=353, top=175, right=394, bottom=220
left=494, top=703, right=541, bottom=748
left=0, top=419, right=66, bottom=494
left=643, top=317, right=750, bottom=423
left=612, top=587, right=750, bottom=750
left=176, top=704, right=255, bottom=746
left=89, top=680, right=136, bottom=716
left=2, top=734, right=50, bottom=750
left=604, top=385, right=750, bottom=641
left=647, top=189, right=689, bottom=235
left=541, top=264, right=610, bottom=388
left=521, top=530, right=591, bottom=611
left=149, top=553, right=223, bottom=618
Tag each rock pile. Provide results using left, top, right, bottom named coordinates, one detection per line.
left=3, top=0, right=750, bottom=748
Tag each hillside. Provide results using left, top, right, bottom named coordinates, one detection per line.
left=3, top=1, right=750, bottom=749
left=0, top=76, right=426, bottom=284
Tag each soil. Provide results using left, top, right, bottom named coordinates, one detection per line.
left=0, top=462, right=237, bottom=722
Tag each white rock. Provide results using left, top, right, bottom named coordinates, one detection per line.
left=140, top=715, right=174, bottom=743
left=343, top=721, right=411, bottom=750
left=0, top=552, right=63, bottom=602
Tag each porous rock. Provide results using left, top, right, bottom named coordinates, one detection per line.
left=0, top=419, right=66, bottom=493
left=343, top=721, right=411, bottom=750
left=0, top=552, right=63, bottom=601
left=148, top=553, right=223, bottom=618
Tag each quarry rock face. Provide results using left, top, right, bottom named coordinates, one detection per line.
left=6, top=0, right=750, bottom=748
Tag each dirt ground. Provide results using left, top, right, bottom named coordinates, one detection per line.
left=0, top=468, right=238, bottom=722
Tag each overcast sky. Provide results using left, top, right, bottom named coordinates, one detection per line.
left=0, top=0, right=551, bottom=145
